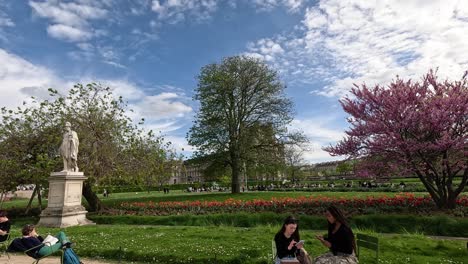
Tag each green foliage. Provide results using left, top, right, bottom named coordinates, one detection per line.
left=352, top=214, right=468, bottom=237
left=0, top=83, right=177, bottom=212
left=188, top=55, right=296, bottom=193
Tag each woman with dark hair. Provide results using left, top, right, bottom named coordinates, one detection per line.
left=274, top=215, right=311, bottom=264
left=314, top=206, right=358, bottom=263
left=0, top=210, right=10, bottom=242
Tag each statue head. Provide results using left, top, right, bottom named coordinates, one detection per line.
left=65, top=122, right=71, bottom=128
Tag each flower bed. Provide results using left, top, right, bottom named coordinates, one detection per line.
left=112, top=193, right=468, bottom=216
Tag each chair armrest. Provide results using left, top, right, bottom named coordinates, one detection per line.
left=24, top=243, right=45, bottom=259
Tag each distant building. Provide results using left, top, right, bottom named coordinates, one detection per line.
left=168, top=159, right=209, bottom=185
left=300, top=160, right=355, bottom=180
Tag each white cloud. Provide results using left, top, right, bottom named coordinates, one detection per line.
left=247, top=0, right=468, bottom=96
left=0, top=17, right=14, bottom=27
left=151, top=0, right=218, bottom=24
left=289, top=118, right=345, bottom=163
left=0, top=49, right=63, bottom=109
left=29, top=0, right=108, bottom=42
left=0, top=49, right=192, bottom=154
left=133, top=92, right=193, bottom=120
left=290, top=118, right=344, bottom=143
left=251, top=0, right=307, bottom=12
left=0, top=0, right=14, bottom=30
left=164, top=135, right=196, bottom=156
left=303, top=7, right=326, bottom=29
left=301, top=144, right=342, bottom=163
left=47, top=24, right=93, bottom=42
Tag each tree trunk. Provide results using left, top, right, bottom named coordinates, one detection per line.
left=425, top=183, right=460, bottom=209
left=231, top=152, right=241, bottom=193
left=37, top=184, right=42, bottom=211
left=25, top=186, right=38, bottom=214
left=82, top=181, right=103, bottom=212
left=432, top=195, right=457, bottom=209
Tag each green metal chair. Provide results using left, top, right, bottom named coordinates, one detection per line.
left=272, top=240, right=277, bottom=264
left=356, top=233, right=379, bottom=263
left=0, top=232, right=10, bottom=259
left=24, top=242, right=64, bottom=264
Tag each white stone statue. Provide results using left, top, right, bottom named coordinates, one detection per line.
left=60, top=122, right=79, bottom=172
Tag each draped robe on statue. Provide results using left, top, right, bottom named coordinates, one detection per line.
left=60, top=128, right=79, bottom=172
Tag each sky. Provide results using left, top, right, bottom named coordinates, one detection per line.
left=0, top=0, right=467, bottom=163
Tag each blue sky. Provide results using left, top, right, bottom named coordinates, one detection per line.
left=1, top=0, right=467, bottom=163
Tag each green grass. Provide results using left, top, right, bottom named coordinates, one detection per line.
left=88, top=213, right=468, bottom=237
left=5, top=224, right=467, bottom=264
left=4, top=190, right=468, bottom=263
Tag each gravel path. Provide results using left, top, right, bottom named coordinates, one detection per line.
left=0, top=254, right=114, bottom=264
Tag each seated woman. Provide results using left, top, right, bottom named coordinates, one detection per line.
left=314, top=206, right=358, bottom=264
left=274, top=215, right=311, bottom=264
left=0, top=210, right=11, bottom=242
left=20, top=224, right=81, bottom=261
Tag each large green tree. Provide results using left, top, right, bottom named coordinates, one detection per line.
left=0, top=83, right=172, bottom=211
left=0, top=96, right=63, bottom=211
left=188, top=56, right=296, bottom=193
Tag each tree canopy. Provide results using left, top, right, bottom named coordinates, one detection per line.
left=325, top=70, right=468, bottom=209
left=0, top=83, right=176, bottom=211
left=188, top=56, right=297, bottom=193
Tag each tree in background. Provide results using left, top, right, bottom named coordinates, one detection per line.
left=325, top=70, right=468, bottom=209
left=0, top=96, right=63, bottom=212
left=120, top=130, right=180, bottom=193
left=48, top=83, right=145, bottom=211
left=0, top=83, right=173, bottom=212
left=335, top=160, right=355, bottom=176
left=284, top=144, right=308, bottom=183
left=243, top=123, right=287, bottom=184
left=188, top=56, right=296, bottom=193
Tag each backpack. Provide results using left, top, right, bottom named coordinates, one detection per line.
left=63, top=248, right=81, bottom=264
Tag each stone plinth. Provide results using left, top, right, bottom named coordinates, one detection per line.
left=38, top=171, right=94, bottom=227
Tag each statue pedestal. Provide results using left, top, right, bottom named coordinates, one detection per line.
left=38, top=171, right=94, bottom=227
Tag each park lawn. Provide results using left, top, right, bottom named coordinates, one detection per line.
left=6, top=224, right=466, bottom=264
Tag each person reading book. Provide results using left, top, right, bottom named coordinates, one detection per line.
left=20, top=224, right=81, bottom=261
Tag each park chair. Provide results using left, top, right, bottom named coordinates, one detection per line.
left=356, top=233, right=379, bottom=262
left=0, top=232, right=10, bottom=259
left=272, top=240, right=277, bottom=264
left=24, top=242, right=64, bottom=264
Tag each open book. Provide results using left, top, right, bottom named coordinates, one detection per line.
left=43, top=235, right=59, bottom=246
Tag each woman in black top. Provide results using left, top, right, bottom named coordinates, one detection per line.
left=0, top=210, right=10, bottom=242
left=314, top=206, right=358, bottom=264
left=274, top=216, right=311, bottom=264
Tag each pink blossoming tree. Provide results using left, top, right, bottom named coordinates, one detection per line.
left=325, top=70, right=468, bottom=209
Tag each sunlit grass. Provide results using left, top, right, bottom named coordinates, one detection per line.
left=6, top=224, right=466, bottom=264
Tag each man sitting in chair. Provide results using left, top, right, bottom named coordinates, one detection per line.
left=8, top=224, right=83, bottom=264
left=20, top=224, right=73, bottom=258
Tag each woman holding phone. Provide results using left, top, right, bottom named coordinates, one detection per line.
left=274, top=215, right=311, bottom=264
left=314, top=206, right=358, bottom=264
